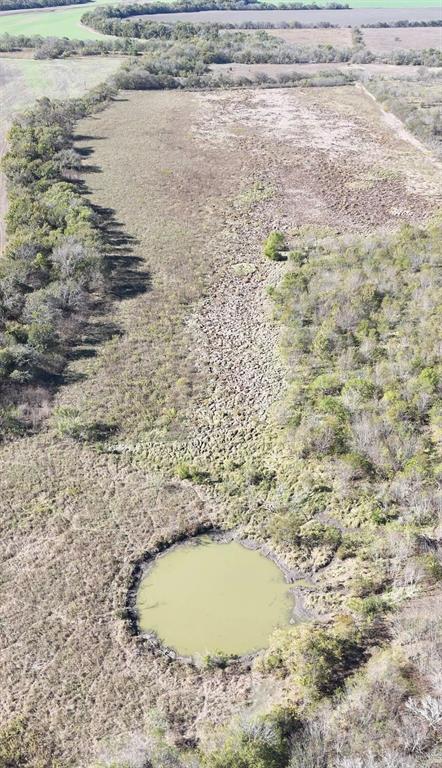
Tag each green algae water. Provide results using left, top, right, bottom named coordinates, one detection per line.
left=136, top=538, right=293, bottom=657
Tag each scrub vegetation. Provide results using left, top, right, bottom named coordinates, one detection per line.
left=0, top=85, right=116, bottom=400
left=365, top=72, right=442, bottom=159
left=0, top=4, right=441, bottom=768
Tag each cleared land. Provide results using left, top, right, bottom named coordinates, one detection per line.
left=210, top=60, right=442, bottom=77
left=1, top=83, right=441, bottom=764
left=362, top=25, right=442, bottom=52
left=0, top=56, right=121, bottom=251
left=259, top=27, right=353, bottom=46
left=146, top=7, right=442, bottom=25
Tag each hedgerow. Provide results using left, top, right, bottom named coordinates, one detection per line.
left=0, top=86, right=116, bottom=393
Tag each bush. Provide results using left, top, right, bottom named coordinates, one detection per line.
left=52, top=407, right=115, bottom=443
left=350, top=594, right=392, bottom=618
left=201, top=713, right=291, bottom=768
left=261, top=618, right=364, bottom=700
left=174, top=461, right=208, bottom=483
left=264, top=231, right=286, bottom=261
left=298, top=521, right=342, bottom=550
left=418, top=553, right=442, bottom=582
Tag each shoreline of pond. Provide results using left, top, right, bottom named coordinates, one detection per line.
left=123, top=526, right=312, bottom=668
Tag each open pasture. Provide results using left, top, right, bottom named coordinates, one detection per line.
left=362, top=25, right=442, bottom=52
left=1, top=82, right=441, bottom=764
left=263, top=26, right=353, bottom=46
left=0, top=4, right=104, bottom=38
left=145, top=7, right=442, bottom=26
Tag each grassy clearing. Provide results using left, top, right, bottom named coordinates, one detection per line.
left=265, top=27, right=353, bottom=45
left=0, top=83, right=441, bottom=765
left=362, top=26, right=442, bottom=53
left=0, top=55, right=119, bottom=103
left=0, top=6, right=105, bottom=38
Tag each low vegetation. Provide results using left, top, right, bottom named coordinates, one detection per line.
left=365, top=72, right=442, bottom=159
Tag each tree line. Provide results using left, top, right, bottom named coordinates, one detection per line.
left=0, top=32, right=149, bottom=56
left=0, top=84, right=115, bottom=403
left=87, top=0, right=350, bottom=20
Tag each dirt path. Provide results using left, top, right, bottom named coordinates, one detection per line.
left=357, top=82, right=442, bottom=166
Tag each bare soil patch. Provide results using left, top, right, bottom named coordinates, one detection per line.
left=1, top=85, right=441, bottom=765
left=363, top=25, right=442, bottom=53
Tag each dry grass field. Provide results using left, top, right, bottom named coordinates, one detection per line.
left=362, top=26, right=442, bottom=54
left=1, top=85, right=442, bottom=764
left=264, top=27, right=353, bottom=47
left=146, top=7, right=442, bottom=25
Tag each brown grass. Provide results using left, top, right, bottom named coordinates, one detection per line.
left=362, top=26, right=442, bottom=54
left=265, top=27, right=352, bottom=47
left=1, top=86, right=441, bottom=765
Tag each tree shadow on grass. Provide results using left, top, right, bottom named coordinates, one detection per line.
left=1, top=117, right=150, bottom=436
left=60, top=138, right=151, bottom=382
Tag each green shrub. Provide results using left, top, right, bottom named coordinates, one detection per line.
left=350, top=594, right=392, bottom=618
left=418, top=553, right=442, bottom=582
left=336, top=533, right=362, bottom=560
left=269, top=508, right=307, bottom=547
left=417, top=366, right=439, bottom=393
left=0, top=717, right=57, bottom=768
left=202, top=651, right=236, bottom=669
left=0, top=406, right=25, bottom=441
left=174, top=461, right=208, bottom=483
left=263, top=231, right=286, bottom=261
left=52, top=407, right=115, bottom=443
left=341, top=377, right=375, bottom=401
left=298, top=521, right=342, bottom=550
left=309, top=373, right=342, bottom=395
left=261, top=618, right=364, bottom=700
left=201, top=713, right=291, bottom=768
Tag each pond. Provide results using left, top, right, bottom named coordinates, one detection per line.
left=136, top=537, right=293, bottom=657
